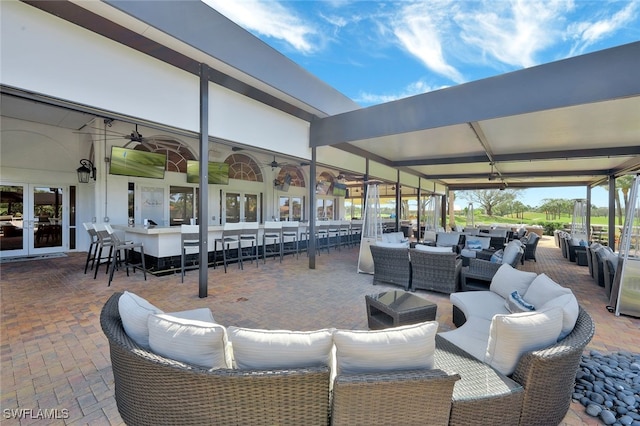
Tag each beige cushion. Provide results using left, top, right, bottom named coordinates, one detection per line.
left=485, top=307, right=563, bottom=375
left=333, top=321, right=438, bottom=374
left=414, top=244, right=452, bottom=253
left=167, top=307, right=215, bottom=323
left=118, top=291, right=163, bottom=349
left=539, top=293, right=580, bottom=340
left=489, top=265, right=537, bottom=299
left=148, top=313, right=229, bottom=369
left=523, top=274, right=572, bottom=307
left=376, top=241, right=409, bottom=248
left=227, top=327, right=334, bottom=369
left=501, top=241, right=522, bottom=265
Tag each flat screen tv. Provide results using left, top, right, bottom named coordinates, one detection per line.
left=110, top=146, right=166, bottom=179
left=186, top=160, right=230, bottom=185
left=332, top=182, right=347, bottom=197
left=316, top=181, right=331, bottom=196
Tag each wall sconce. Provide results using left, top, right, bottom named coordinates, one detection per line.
left=77, top=159, right=96, bottom=183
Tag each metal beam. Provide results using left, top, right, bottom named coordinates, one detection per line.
left=199, top=63, right=209, bottom=298
left=310, top=42, right=640, bottom=147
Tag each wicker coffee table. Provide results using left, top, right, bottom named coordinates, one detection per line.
left=365, top=290, right=437, bottom=329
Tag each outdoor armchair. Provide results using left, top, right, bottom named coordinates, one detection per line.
left=409, top=249, right=461, bottom=294
left=369, top=244, right=411, bottom=290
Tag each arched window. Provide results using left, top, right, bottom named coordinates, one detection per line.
left=277, top=165, right=306, bottom=187
left=124, top=137, right=196, bottom=173
left=225, top=154, right=264, bottom=182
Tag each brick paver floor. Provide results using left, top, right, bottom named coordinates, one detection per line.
left=1, top=236, right=638, bottom=425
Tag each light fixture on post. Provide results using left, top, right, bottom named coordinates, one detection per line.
left=77, top=159, right=96, bottom=183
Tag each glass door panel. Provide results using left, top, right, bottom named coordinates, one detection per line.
left=33, top=186, right=63, bottom=250
left=0, top=185, right=25, bottom=254
left=244, top=194, right=257, bottom=222
left=225, top=192, right=240, bottom=223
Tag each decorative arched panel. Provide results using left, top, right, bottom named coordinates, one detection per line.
left=277, top=165, right=306, bottom=187
left=225, top=153, right=264, bottom=182
left=125, top=137, right=196, bottom=173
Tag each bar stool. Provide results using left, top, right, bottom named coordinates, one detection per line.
left=350, top=220, right=363, bottom=246
left=214, top=222, right=243, bottom=272
left=92, top=223, right=113, bottom=279
left=181, top=224, right=200, bottom=283
left=83, top=222, right=99, bottom=274
left=327, top=220, right=341, bottom=251
left=315, top=221, right=330, bottom=255
left=263, top=221, right=283, bottom=262
left=241, top=222, right=260, bottom=267
left=105, top=224, right=146, bottom=286
left=282, top=221, right=299, bottom=259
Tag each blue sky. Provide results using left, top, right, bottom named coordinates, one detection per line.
left=204, top=0, right=639, bottom=206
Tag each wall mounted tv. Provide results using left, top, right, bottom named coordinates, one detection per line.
left=332, top=182, right=347, bottom=197
left=186, top=160, right=230, bottom=185
left=110, top=146, right=166, bottom=179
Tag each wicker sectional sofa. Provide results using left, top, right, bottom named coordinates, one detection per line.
left=444, top=265, right=595, bottom=425
left=102, top=290, right=594, bottom=426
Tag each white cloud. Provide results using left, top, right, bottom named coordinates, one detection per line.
left=356, top=79, right=446, bottom=105
left=203, top=0, right=320, bottom=54
left=392, top=2, right=465, bottom=83
left=566, top=1, right=639, bottom=56
left=455, top=0, right=574, bottom=68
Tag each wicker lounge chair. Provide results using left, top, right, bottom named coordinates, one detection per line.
left=409, top=249, right=462, bottom=294
left=460, top=250, right=523, bottom=291
left=522, top=233, right=540, bottom=262
left=369, top=245, right=411, bottom=290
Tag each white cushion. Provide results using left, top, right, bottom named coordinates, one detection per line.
left=423, top=230, right=437, bottom=242
left=148, top=313, right=229, bottom=369
left=504, top=291, right=536, bottom=313
left=118, top=291, right=163, bottom=349
left=436, top=232, right=461, bottom=247
left=167, top=307, right=215, bottom=323
left=414, top=244, right=452, bottom=253
left=438, top=317, right=492, bottom=361
left=485, top=307, right=563, bottom=375
left=375, top=241, right=409, bottom=248
left=333, top=321, right=438, bottom=374
left=450, top=291, right=509, bottom=322
left=227, top=327, right=334, bottom=369
left=539, top=293, right=580, bottom=340
left=501, top=241, right=521, bottom=265
left=381, top=232, right=407, bottom=244
left=523, top=274, right=572, bottom=307
left=489, top=265, right=537, bottom=299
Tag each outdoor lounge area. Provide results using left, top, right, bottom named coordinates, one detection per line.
left=1, top=235, right=639, bottom=425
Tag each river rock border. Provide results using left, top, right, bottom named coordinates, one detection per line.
left=573, top=350, right=640, bottom=425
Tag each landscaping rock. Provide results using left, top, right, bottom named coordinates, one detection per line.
left=574, top=351, right=640, bottom=424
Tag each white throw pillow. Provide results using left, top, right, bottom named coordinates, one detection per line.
left=539, top=293, right=580, bottom=340
left=148, top=313, right=229, bottom=369
left=523, top=274, right=572, bottom=307
left=333, top=321, right=438, bottom=374
left=485, top=307, right=563, bottom=376
left=414, top=244, right=452, bottom=253
left=227, top=327, right=335, bottom=369
left=489, top=265, right=537, bottom=299
left=118, top=291, right=163, bottom=349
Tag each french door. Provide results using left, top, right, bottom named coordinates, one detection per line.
left=223, top=192, right=260, bottom=223
left=0, top=183, right=68, bottom=257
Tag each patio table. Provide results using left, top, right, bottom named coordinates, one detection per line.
left=365, top=290, right=437, bottom=330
